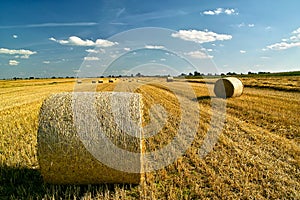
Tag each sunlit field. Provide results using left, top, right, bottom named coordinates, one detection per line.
left=0, top=76, right=299, bottom=199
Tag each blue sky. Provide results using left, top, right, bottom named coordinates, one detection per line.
left=0, top=0, right=299, bottom=78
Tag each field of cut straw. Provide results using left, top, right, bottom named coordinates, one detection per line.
left=0, top=76, right=299, bottom=199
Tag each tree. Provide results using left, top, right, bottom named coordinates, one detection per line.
left=194, top=71, right=201, bottom=76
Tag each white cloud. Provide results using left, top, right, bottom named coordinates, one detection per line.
left=49, top=36, right=118, bottom=47
left=85, top=48, right=105, bottom=53
left=237, top=23, right=255, bottom=28
left=184, top=51, right=213, bottom=59
left=43, top=61, right=50, bottom=64
left=265, top=28, right=300, bottom=51
left=13, top=35, right=18, bottom=38
left=290, top=36, right=299, bottom=41
left=124, top=47, right=131, bottom=51
left=266, top=42, right=300, bottom=50
left=171, top=30, right=232, bottom=44
left=292, top=27, right=300, bottom=34
left=86, top=49, right=97, bottom=53
left=224, top=9, right=236, bottom=15
left=202, top=8, right=238, bottom=16
left=160, top=58, right=166, bottom=61
left=203, top=10, right=215, bottom=15
left=238, top=23, right=245, bottom=28
left=84, top=56, right=100, bottom=61
left=240, top=50, right=246, bottom=54
left=260, top=56, right=270, bottom=59
left=145, top=45, right=165, bottom=49
left=0, top=48, right=37, bottom=58
left=0, top=48, right=36, bottom=55
left=20, top=55, right=30, bottom=59
left=49, top=37, right=56, bottom=42
left=9, top=60, right=19, bottom=66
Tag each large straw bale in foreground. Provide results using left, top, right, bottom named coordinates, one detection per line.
left=214, top=77, right=244, bottom=98
left=38, top=92, right=143, bottom=184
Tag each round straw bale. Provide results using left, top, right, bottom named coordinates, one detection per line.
left=214, top=77, right=243, bottom=98
left=166, top=77, right=174, bottom=82
left=38, top=92, right=143, bottom=184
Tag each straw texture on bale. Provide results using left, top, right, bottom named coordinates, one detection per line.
left=38, top=92, right=143, bottom=184
left=214, top=77, right=244, bottom=98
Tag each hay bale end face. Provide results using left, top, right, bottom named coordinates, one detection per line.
left=214, top=77, right=244, bottom=98
left=109, top=79, right=114, bottom=83
left=38, top=92, right=143, bottom=184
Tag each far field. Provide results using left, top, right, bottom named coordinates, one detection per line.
left=0, top=76, right=299, bottom=199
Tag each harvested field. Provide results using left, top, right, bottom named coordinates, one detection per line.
left=0, top=77, right=299, bottom=199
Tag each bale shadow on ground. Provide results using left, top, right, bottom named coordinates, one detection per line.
left=0, top=165, right=136, bottom=199
left=192, top=95, right=212, bottom=101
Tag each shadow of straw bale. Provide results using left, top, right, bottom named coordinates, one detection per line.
left=192, top=95, right=212, bottom=102
left=0, top=165, right=136, bottom=199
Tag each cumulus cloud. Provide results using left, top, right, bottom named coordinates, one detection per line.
left=49, top=36, right=118, bottom=47
left=13, top=35, right=18, bottom=39
left=240, top=50, right=246, bottom=54
left=43, top=61, right=50, bottom=64
left=292, top=27, right=300, bottom=34
left=171, top=29, right=232, bottom=44
left=184, top=51, right=213, bottom=59
left=0, top=48, right=37, bottom=58
left=265, top=27, right=300, bottom=50
left=203, top=10, right=216, bottom=15
left=145, top=45, right=165, bottom=49
left=266, top=42, right=300, bottom=50
left=85, top=48, right=105, bottom=53
left=248, top=24, right=255, bottom=27
left=84, top=56, right=100, bottom=61
left=9, top=60, right=19, bottom=66
left=202, top=8, right=238, bottom=16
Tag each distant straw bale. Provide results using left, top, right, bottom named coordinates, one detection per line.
left=214, top=77, right=243, bottom=98
left=166, top=77, right=174, bottom=82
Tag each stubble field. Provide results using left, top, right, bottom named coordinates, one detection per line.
left=0, top=76, right=299, bottom=199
